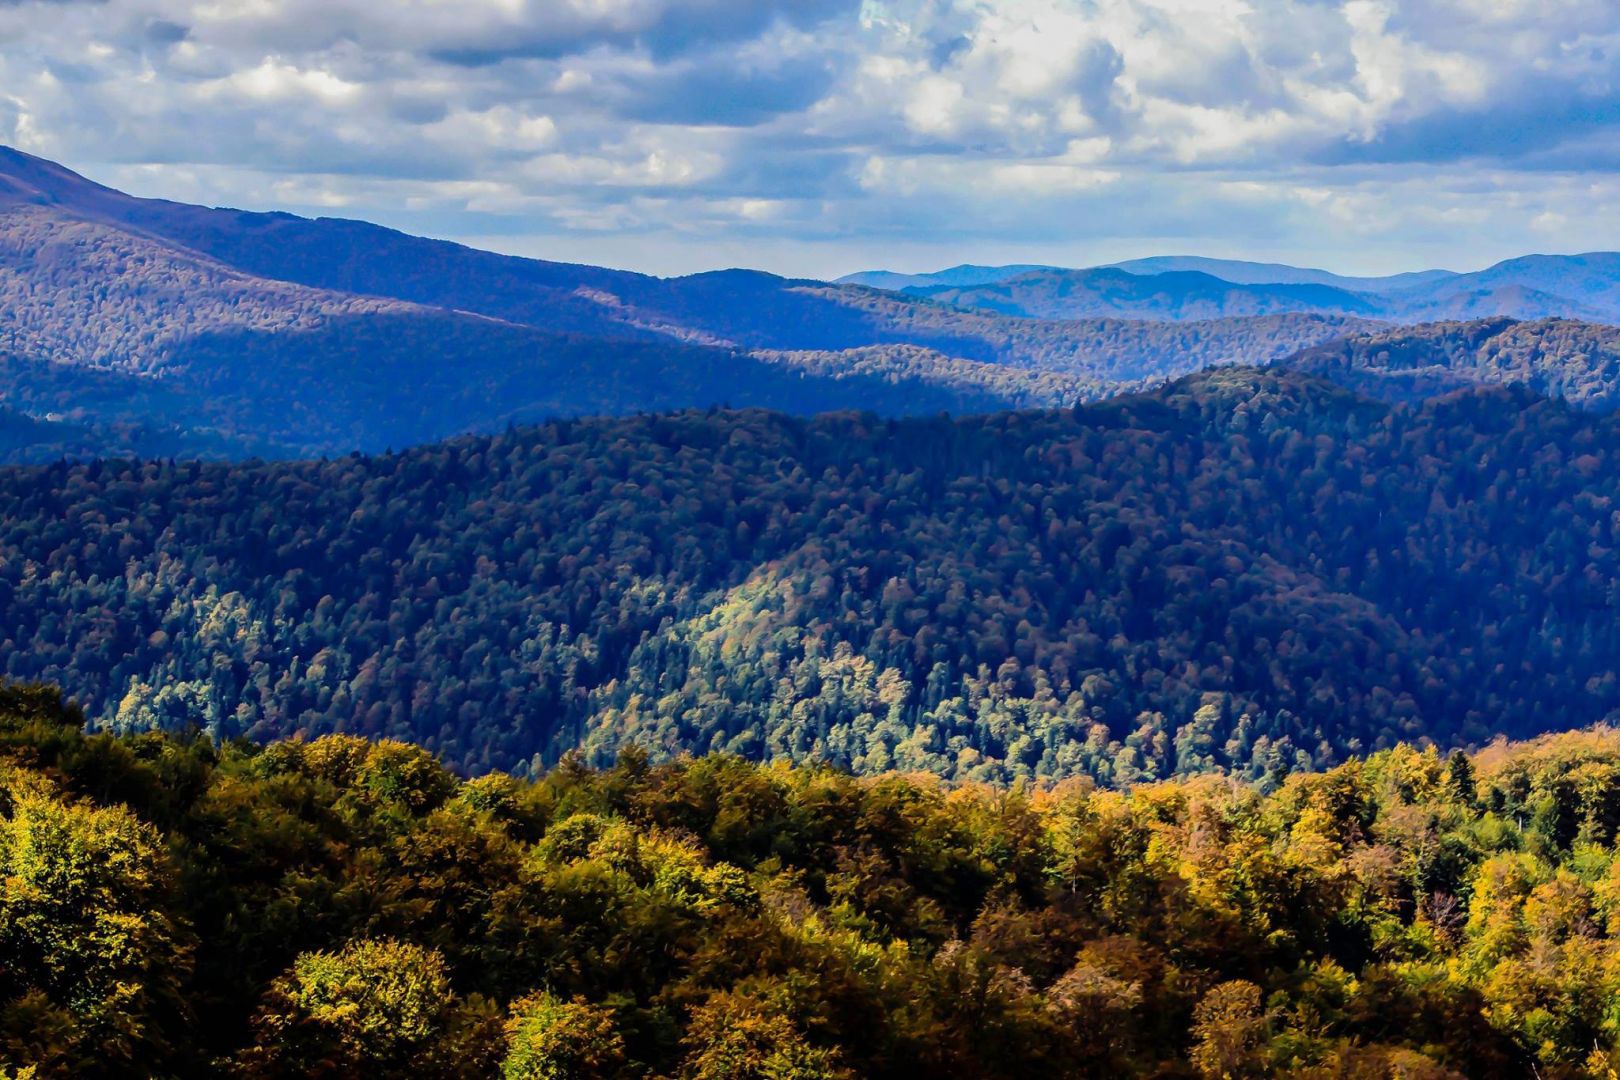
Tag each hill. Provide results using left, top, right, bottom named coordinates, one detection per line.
left=1102, top=255, right=1459, bottom=291
left=836, top=263, right=1054, bottom=290
left=12, top=679, right=1620, bottom=1077
left=0, top=147, right=1373, bottom=459
left=840, top=257, right=1456, bottom=293
left=845, top=254, right=1620, bottom=324
left=903, top=268, right=1385, bottom=321
left=5, top=368, right=1620, bottom=784
left=1286, top=317, right=1620, bottom=409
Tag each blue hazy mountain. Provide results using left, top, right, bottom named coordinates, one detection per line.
left=842, top=254, right=1620, bottom=323
left=837, top=256, right=1456, bottom=293
left=0, top=146, right=1373, bottom=461
left=1100, top=256, right=1458, bottom=292
left=902, top=268, right=1387, bottom=321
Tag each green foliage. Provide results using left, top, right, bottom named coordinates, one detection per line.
left=1289, top=316, right=1620, bottom=409
left=8, top=369, right=1620, bottom=785
left=0, top=769, right=188, bottom=1074
left=678, top=992, right=850, bottom=1079
left=501, top=992, right=625, bottom=1080
left=8, top=680, right=1620, bottom=1074
left=236, top=937, right=489, bottom=1076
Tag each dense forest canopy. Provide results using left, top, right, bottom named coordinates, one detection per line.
left=1286, top=317, right=1620, bottom=410
left=9, top=679, right=1620, bottom=1076
left=4, top=367, right=1620, bottom=784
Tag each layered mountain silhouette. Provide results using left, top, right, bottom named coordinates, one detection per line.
left=0, top=146, right=1375, bottom=460
left=10, top=145, right=1620, bottom=466
left=843, top=253, right=1620, bottom=324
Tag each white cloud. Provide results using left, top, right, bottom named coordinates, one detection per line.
left=0, top=0, right=1615, bottom=277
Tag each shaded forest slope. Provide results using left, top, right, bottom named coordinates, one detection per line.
left=4, top=368, right=1620, bottom=783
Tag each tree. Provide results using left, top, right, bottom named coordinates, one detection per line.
left=1190, top=981, right=1269, bottom=1079
left=678, top=993, right=850, bottom=1080
left=236, top=938, right=497, bottom=1078
left=501, top=992, right=624, bottom=1080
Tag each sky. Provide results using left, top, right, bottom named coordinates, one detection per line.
left=2, top=0, right=1618, bottom=280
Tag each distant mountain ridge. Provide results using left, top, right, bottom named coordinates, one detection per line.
left=837, top=256, right=1462, bottom=294
left=841, top=253, right=1620, bottom=324
left=1101, top=256, right=1459, bottom=292
left=904, top=268, right=1386, bottom=321
left=0, top=146, right=1375, bottom=461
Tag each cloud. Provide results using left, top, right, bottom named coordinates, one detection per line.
left=0, top=0, right=1616, bottom=278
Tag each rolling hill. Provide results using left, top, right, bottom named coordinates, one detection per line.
left=844, top=253, right=1620, bottom=324
left=1284, top=317, right=1620, bottom=409
left=0, top=147, right=1375, bottom=460
left=903, top=267, right=1385, bottom=321
left=6, top=366, right=1620, bottom=785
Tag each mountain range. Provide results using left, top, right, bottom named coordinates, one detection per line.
left=842, top=253, right=1620, bottom=324
left=8, top=145, right=1620, bottom=467
left=0, top=146, right=1380, bottom=461
left=5, top=363, right=1619, bottom=785
left=839, top=256, right=1460, bottom=293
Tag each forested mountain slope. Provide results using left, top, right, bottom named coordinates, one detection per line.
left=5, top=368, right=1620, bottom=782
left=904, top=268, right=1384, bottom=321
left=849, top=253, right=1620, bottom=324
left=9, top=680, right=1620, bottom=1078
left=1287, top=317, right=1620, bottom=408
left=840, top=257, right=1459, bottom=293
left=902, top=266, right=1616, bottom=324
left=0, top=146, right=1374, bottom=460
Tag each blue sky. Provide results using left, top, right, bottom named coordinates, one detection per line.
left=4, top=0, right=1619, bottom=279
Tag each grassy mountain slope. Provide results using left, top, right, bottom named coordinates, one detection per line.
left=5, top=368, right=1620, bottom=784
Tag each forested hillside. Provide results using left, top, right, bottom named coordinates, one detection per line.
left=8, top=680, right=1620, bottom=1077
left=0, top=146, right=1374, bottom=461
left=848, top=253, right=1620, bottom=324
left=1287, top=317, right=1620, bottom=409
left=5, top=368, right=1620, bottom=783
left=904, top=268, right=1384, bottom=321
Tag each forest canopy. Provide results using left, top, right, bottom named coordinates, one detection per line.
left=4, top=367, right=1620, bottom=783
left=7, top=680, right=1620, bottom=1076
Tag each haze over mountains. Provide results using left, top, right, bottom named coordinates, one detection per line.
left=0, top=146, right=1384, bottom=461
left=5, top=145, right=1620, bottom=467
left=842, top=253, right=1620, bottom=324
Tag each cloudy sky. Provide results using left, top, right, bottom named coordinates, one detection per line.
left=2, top=0, right=1617, bottom=278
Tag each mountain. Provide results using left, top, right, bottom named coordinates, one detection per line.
left=1447, top=252, right=1620, bottom=309
left=903, top=267, right=1385, bottom=321
left=1101, top=255, right=1459, bottom=291
left=840, top=257, right=1458, bottom=296
left=0, top=147, right=1373, bottom=459
left=845, top=253, right=1620, bottom=324
left=6, top=366, right=1620, bottom=785
left=1285, top=316, right=1620, bottom=408
left=836, top=263, right=1054, bottom=290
